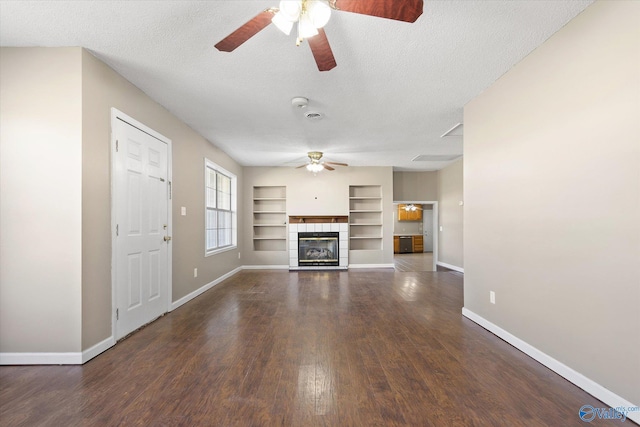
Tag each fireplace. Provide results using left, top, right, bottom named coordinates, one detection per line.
left=289, top=216, right=348, bottom=270
left=298, top=232, right=339, bottom=267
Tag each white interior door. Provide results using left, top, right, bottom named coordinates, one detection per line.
left=423, top=209, right=434, bottom=252
left=113, top=116, right=170, bottom=339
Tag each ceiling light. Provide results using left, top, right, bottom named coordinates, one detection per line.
left=306, top=162, right=324, bottom=173
left=271, top=0, right=331, bottom=44
left=272, top=12, right=295, bottom=35
left=306, top=0, right=331, bottom=28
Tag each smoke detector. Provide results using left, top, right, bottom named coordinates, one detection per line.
left=291, top=97, right=308, bottom=108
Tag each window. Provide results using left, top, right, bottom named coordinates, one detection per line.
left=205, top=159, right=237, bottom=255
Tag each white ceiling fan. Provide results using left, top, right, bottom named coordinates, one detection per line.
left=295, top=151, right=348, bottom=173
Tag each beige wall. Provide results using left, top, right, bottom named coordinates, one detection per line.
left=464, top=0, right=639, bottom=405
left=437, top=159, right=463, bottom=268
left=0, top=47, right=244, bottom=354
left=393, top=171, right=438, bottom=201
left=81, top=50, right=243, bottom=349
left=243, top=166, right=394, bottom=266
left=0, top=48, right=83, bottom=352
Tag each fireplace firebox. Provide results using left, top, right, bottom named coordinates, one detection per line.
left=298, top=232, right=339, bottom=267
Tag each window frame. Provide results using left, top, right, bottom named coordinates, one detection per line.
left=204, top=158, right=237, bottom=256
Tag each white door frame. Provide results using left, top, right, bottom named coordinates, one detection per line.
left=393, top=200, right=438, bottom=271
left=110, top=108, right=173, bottom=339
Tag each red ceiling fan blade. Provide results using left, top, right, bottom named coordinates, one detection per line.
left=214, top=9, right=276, bottom=52
left=323, top=164, right=336, bottom=171
left=332, top=0, right=423, bottom=23
left=307, top=28, right=337, bottom=72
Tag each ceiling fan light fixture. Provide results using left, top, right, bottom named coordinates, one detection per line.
left=306, top=162, right=324, bottom=173
left=278, top=0, right=302, bottom=21
left=306, top=0, right=331, bottom=28
left=298, top=13, right=319, bottom=39
left=271, top=12, right=293, bottom=35
left=272, top=12, right=295, bottom=35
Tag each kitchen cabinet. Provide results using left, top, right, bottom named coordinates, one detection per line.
left=413, top=235, right=423, bottom=253
left=397, top=204, right=422, bottom=221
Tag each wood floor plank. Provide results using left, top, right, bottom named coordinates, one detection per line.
left=0, top=270, right=625, bottom=426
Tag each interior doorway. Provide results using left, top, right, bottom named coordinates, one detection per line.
left=393, top=201, right=438, bottom=272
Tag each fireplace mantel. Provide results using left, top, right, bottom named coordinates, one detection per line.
left=289, top=215, right=348, bottom=224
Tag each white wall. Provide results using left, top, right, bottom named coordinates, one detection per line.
left=0, top=48, right=83, bottom=352
left=464, top=0, right=639, bottom=407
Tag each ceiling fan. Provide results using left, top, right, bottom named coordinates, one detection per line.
left=296, top=151, right=348, bottom=172
left=214, top=0, right=423, bottom=71
left=400, top=203, right=423, bottom=211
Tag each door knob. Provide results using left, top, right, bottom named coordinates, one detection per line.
left=164, top=236, right=172, bottom=242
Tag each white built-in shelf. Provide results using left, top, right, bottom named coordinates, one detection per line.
left=349, top=185, right=383, bottom=251
left=253, top=186, right=287, bottom=251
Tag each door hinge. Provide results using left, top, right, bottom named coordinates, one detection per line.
left=116, top=308, right=119, bottom=320
left=115, top=140, right=119, bottom=152
left=168, top=181, right=172, bottom=200
left=116, top=224, right=119, bottom=236
left=160, top=177, right=165, bottom=182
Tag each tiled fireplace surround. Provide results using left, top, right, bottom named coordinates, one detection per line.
left=289, top=216, right=349, bottom=270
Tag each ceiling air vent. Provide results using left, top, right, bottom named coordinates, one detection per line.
left=305, top=111, right=323, bottom=120
left=412, top=154, right=462, bottom=162
left=440, top=123, right=464, bottom=138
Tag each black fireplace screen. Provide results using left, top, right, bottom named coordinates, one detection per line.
left=298, top=232, right=339, bottom=266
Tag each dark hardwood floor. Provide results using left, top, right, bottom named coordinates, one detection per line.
left=394, top=252, right=434, bottom=272
left=0, top=270, right=622, bottom=426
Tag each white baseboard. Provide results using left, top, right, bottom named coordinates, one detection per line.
left=170, top=266, right=242, bottom=311
left=242, top=265, right=289, bottom=270
left=82, top=336, right=115, bottom=363
left=462, top=308, right=639, bottom=424
left=0, top=352, right=82, bottom=365
left=349, top=263, right=395, bottom=269
left=0, top=336, right=116, bottom=366
left=436, top=261, right=464, bottom=273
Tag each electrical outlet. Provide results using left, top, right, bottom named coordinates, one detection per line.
left=490, top=291, right=496, bottom=304
left=238, top=252, right=241, bottom=259
left=181, top=206, right=187, bottom=216
left=194, top=268, right=198, bottom=278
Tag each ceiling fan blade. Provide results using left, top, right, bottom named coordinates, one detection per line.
left=295, top=164, right=307, bottom=169
left=307, top=28, right=337, bottom=72
left=333, top=0, right=423, bottom=23
left=323, top=164, right=335, bottom=171
left=325, top=161, right=348, bottom=167
left=214, top=9, right=276, bottom=52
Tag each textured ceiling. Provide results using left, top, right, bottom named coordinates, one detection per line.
left=0, top=0, right=593, bottom=170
